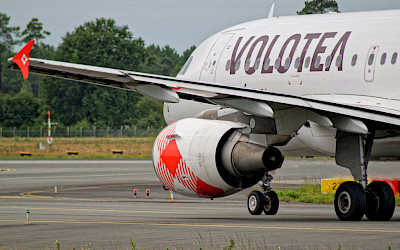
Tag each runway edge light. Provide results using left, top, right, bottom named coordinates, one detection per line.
left=26, top=209, right=31, bottom=224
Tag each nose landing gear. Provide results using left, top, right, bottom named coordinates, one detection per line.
left=247, top=172, right=279, bottom=215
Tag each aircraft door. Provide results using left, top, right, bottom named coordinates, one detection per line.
left=200, top=33, right=234, bottom=82
left=364, top=46, right=379, bottom=82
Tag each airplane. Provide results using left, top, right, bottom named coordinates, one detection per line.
left=9, top=8, right=400, bottom=221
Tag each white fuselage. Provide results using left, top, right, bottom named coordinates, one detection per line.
left=165, top=10, right=400, bottom=159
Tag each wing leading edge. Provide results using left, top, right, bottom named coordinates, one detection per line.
left=8, top=56, right=400, bottom=131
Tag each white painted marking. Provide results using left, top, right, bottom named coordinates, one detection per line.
left=21, top=53, right=28, bottom=65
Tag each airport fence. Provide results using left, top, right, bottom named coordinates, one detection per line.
left=0, top=126, right=163, bottom=138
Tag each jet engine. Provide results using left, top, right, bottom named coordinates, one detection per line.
left=152, top=118, right=284, bottom=198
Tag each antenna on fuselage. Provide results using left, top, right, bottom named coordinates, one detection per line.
left=268, top=3, right=275, bottom=18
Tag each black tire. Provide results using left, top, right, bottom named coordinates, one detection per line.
left=334, top=181, right=366, bottom=221
left=365, top=181, right=395, bottom=221
left=247, top=190, right=264, bottom=215
left=263, top=191, right=279, bottom=215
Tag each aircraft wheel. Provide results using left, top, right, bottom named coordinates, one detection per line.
left=365, top=181, right=395, bottom=221
left=247, top=190, right=264, bottom=215
left=263, top=191, right=279, bottom=215
left=334, top=181, right=366, bottom=221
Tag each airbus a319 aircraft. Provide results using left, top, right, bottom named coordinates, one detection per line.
left=9, top=8, right=400, bottom=221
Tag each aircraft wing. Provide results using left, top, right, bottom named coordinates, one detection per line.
left=8, top=51, right=400, bottom=134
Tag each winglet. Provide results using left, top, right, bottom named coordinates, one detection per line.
left=12, top=40, right=35, bottom=79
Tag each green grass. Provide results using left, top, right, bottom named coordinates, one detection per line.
left=276, top=184, right=400, bottom=206
left=276, top=184, right=335, bottom=204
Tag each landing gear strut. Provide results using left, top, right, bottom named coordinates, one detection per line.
left=334, top=130, right=395, bottom=221
left=247, top=172, right=279, bottom=215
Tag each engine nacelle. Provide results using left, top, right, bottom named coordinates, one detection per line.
left=152, top=118, right=284, bottom=198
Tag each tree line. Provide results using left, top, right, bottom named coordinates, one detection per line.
left=0, top=14, right=195, bottom=130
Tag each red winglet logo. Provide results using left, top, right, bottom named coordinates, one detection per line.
left=12, top=40, right=35, bottom=79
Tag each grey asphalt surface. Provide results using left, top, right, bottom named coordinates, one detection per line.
left=0, top=159, right=400, bottom=249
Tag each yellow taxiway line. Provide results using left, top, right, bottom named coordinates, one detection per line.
left=0, top=218, right=399, bottom=233
left=0, top=182, right=158, bottom=201
left=0, top=168, right=16, bottom=172
left=0, top=206, right=244, bottom=216
left=0, top=205, right=350, bottom=219
left=0, top=183, right=158, bottom=201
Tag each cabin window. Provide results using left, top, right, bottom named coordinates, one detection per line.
left=380, top=53, right=387, bottom=65
left=254, top=58, right=260, bottom=70
left=368, top=54, right=375, bottom=66
left=274, top=58, right=281, bottom=69
left=284, top=57, right=291, bottom=70
left=336, top=54, right=343, bottom=67
left=305, top=56, right=311, bottom=68
left=235, top=59, right=241, bottom=71
left=179, top=56, right=193, bottom=75
left=325, top=55, right=332, bottom=68
left=213, top=60, right=216, bottom=66
left=351, top=54, right=357, bottom=66
left=294, top=57, right=300, bottom=69
left=314, top=56, right=321, bottom=68
left=225, top=60, right=231, bottom=71
left=392, top=52, right=398, bottom=65
left=263, top=58, right=271, bottom=70
left=244, top=59, right=251, bottom=71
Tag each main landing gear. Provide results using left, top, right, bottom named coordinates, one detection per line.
left=247, top=172, right=279, bottom=215
left=334, top=130, right=395, bottom=221
left=334, top=180, right=395, bottom=221
left=246, top=128, right=396, bottom=221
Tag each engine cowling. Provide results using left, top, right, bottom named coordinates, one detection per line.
left=152, top=118, right=283, bottom=198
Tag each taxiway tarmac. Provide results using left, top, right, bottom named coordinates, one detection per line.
left=0, top=159, right=400, bottom=249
